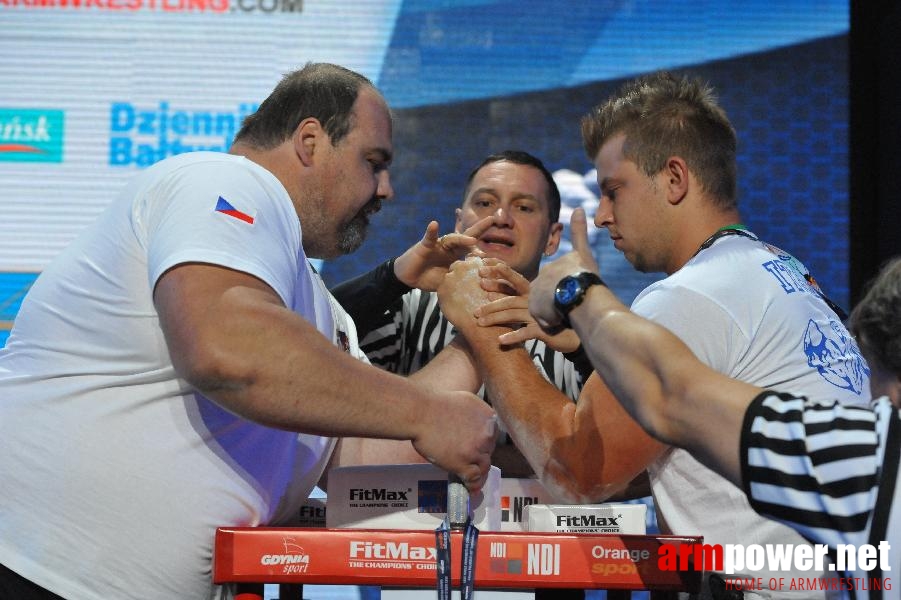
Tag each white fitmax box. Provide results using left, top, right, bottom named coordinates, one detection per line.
left=524, top=503, right=647, bottom=534
left=325, top=463, right=501, bottom=531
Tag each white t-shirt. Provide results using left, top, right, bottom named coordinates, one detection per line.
left=633, top=232, right=870, bottom=599
left=0, top=152, right=362, bottom=599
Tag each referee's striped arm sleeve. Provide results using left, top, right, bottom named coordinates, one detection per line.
left=358, top=305, right=404, bottom=371
left=740, top=391, right=883, bottom=548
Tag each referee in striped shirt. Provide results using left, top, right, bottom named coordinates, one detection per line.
left=528, top=209, right=901, bottom=596
left=332, top=151, right=598, bottom=479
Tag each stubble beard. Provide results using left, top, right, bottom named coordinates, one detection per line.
left=336, top=196, right=382, bottom=255
left=336, top=213, right=368, bottom=255
left=299, top=189, right=370, bottom=257
left=301, top=191, right=379, bottom=257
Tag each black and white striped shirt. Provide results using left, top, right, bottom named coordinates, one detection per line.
left=741, top=391, right=901, bottom=594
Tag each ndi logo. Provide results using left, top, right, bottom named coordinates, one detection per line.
left=0, top=108, right=64, bottom=163
left=500, top=495, right=538, bottom=523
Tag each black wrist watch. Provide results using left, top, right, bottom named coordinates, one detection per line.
left=553, top=272, right=605, bottom=327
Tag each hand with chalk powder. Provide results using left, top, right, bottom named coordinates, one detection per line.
left=436, top=254, right=498, bottom=323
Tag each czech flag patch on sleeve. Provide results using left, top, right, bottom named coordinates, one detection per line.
left=214, top=196, right=256, bottom=225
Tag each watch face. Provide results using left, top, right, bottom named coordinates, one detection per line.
left=555, top=277, right=580, bottom=305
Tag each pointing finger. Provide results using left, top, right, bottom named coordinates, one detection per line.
left=463, top=215, right=496, bottom=239
left=422, top=220, right=440, bottom=246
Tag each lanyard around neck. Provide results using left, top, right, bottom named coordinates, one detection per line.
left=693, top=224, right=755, bottom=258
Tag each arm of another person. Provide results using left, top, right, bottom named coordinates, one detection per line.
left=528, top=208, right=762, bottom=486
left=438, top=258, right=664, bottom=503
left=328, top=257, right=412, bottom=333
left=154, top=262, right=496, bottom=491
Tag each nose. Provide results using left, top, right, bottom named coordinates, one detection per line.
left=376, top=170, right=394, bottom=200
left=594, top=195, right=613, bottom=229
left=493, top=204, right=514, bottom=227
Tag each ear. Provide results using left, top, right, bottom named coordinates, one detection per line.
left=454, top=207, right=464, bottom=233
left=292, top=117, right=323, bottom=167
left=544, top=222, right=564, bottom=256
left=663, top=156, right=689, bottom=205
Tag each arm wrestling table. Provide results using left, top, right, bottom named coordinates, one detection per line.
left=214, top=527, right=703, bottom=600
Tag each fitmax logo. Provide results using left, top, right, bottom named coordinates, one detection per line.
left=349, top=488, right=409, bottom=501
left=0, top=108, right=64, bottom=163
left=556, top=515, right=620, bottom=527
left=349, top=541, right=436, bottom=560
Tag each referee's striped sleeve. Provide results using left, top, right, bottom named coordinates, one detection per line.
left=740, top=391, right=885, bottom=548
left=357, top=298, right=404, bottom=372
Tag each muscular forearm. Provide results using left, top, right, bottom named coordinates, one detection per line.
left=570, top=292, right=683, bottom=443
left=407, top=336, right=482, bottom=394
left=457, top=324, right=641, bottom=502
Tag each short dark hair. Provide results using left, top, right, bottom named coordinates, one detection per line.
left=235, top=62, right=378, bottom=149
left=462, top=150, right=561, bottom=223
left=849, top=257, right=901, bottom=379
left=581, top=71, right=737, bottom=209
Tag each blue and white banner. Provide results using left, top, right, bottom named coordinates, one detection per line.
left=0, top=0, right=851, bottom=345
